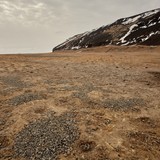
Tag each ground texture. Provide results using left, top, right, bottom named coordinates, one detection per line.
left=0, top=46, right=160, bottom=160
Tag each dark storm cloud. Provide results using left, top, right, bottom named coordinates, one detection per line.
left=0, top=0, right=159, bottom=53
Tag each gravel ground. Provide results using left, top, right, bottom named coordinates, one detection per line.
left=14, top=112, right=80, bottom=160
left=0, top=47, right=160, bottom=159
left=8, top=92, right=46, bottom=106
left=0, top=76, right=27, bottom=89
left=74, top=95, right=145, bottom=111
left=102, top=98, right=145, bottom=110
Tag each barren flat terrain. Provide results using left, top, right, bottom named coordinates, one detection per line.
left=0, top=46, right=160, bottom=160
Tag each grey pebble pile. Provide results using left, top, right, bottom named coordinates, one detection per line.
left=0, top=76, right=27, bottom=89
left=8, top=93, right=45, bottom=106
left=14, top=112, right=80, bottom=160
left=103, top=98, right=145, bottom=110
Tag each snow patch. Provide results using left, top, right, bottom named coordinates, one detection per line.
left=141, top=31, right=160, bottom=42
left=148, top=22, right=157, bottom=27
left=122, top=31, right=160, bottom=46
left=109, top=41, right=112, bottom=45
left=143, top=9, right=159, bottom=18
left=120, top=24, right=138, bottom=43
left=122, top=15, right=141, bottom=25
left=122, top=9, right=159, bottom=25
left=139, top=20, right=158, bottom=29
left=55, top=31, right=91, bottom=49
left=71, top=46, right=81, bottom=50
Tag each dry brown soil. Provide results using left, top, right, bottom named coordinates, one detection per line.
left=0, top=45, right=160, bottom=160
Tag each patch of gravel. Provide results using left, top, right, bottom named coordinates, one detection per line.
left=71, top=84, right=95, bottom=101
left=0, top=76, right=27, bottom=89
left=72, top=83, right=96, bottom=100
left=72, top=92, right=87, bottom=100
left=8, top=92, right=46, bottom=106
left=102, top=98, right=145, bottom=110
left=14, top=112, right=80, bottom=160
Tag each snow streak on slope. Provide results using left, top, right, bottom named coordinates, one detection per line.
left=120, top=24, right=138, bottom=44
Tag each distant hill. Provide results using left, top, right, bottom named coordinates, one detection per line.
left=53, top=8, right=160, bottom=51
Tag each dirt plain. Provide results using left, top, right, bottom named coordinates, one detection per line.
left=0, top=45, right=160, bottom=160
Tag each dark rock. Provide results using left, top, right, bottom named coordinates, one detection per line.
left=78, top=140, right=96, bottom=152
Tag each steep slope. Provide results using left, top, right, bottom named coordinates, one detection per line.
left=53, top=8, right=160, bottom=51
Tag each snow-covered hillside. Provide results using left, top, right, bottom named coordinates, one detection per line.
left=53, top=8, right=160, bottom=51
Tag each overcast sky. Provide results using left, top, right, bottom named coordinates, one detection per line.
left=0, top=0, right=159, bottom=53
